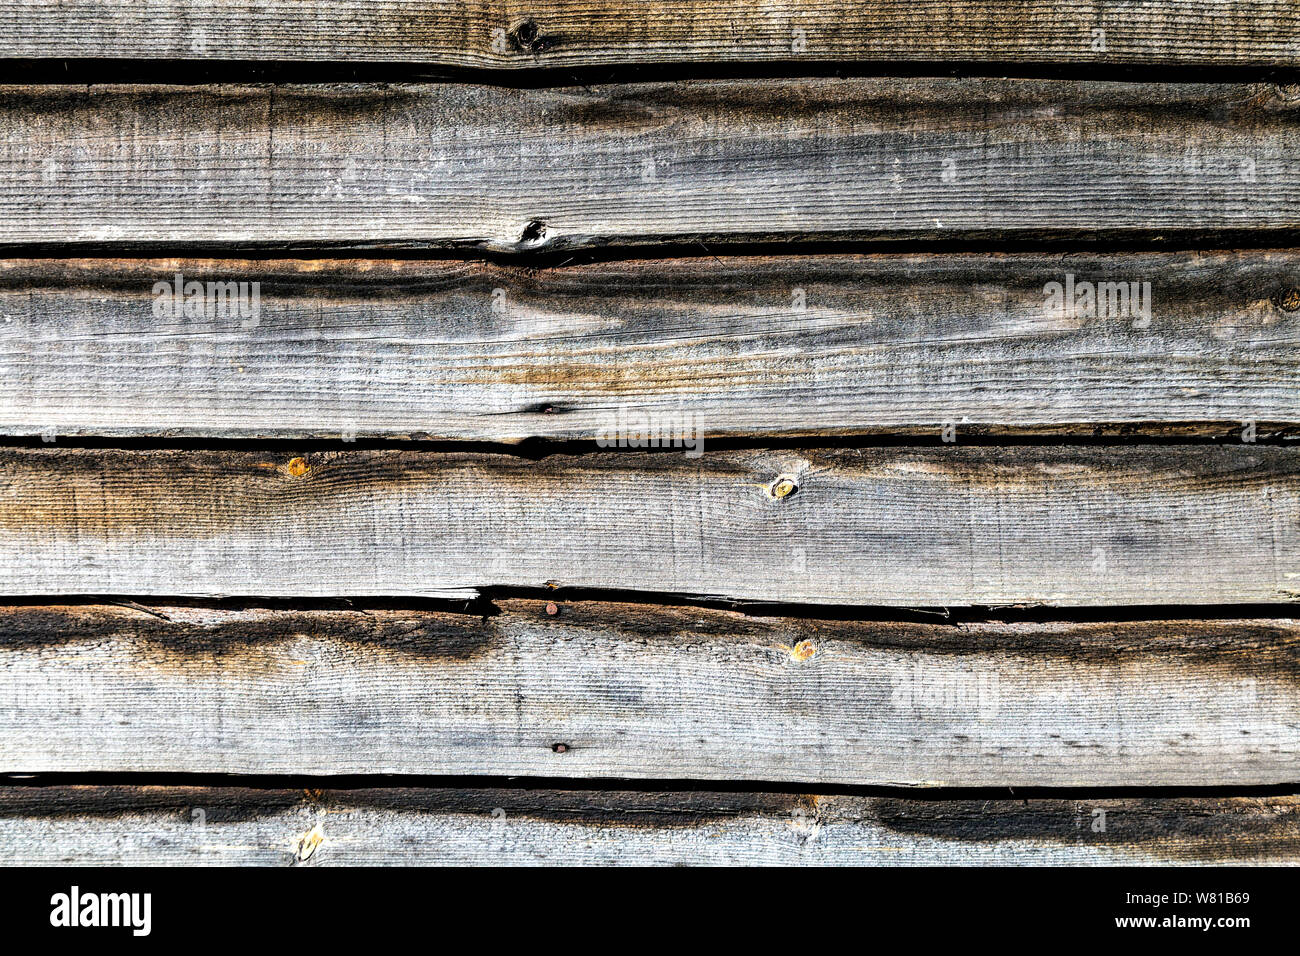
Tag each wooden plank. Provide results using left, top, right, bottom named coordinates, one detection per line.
left=0, top=1, right=1296, bottom=68
left=0, top=786, right=1295, bottom=865
left=3, top=252, right=1299, bottom=441
left=1, top=602, right=1297, bottom=784
left=1, top=80, right=1297, bottom=249
left=0, top=445, right=1296, bottom=605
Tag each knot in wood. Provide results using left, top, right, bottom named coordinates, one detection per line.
left=769, top=475, right=799, bottom=500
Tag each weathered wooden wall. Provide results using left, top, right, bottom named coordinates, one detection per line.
left=0, top=2, right=1296, bottom=866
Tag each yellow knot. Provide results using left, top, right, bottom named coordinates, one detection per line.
left=778, top=640, right=817, bottom=662
left=287, top=457, right=310, bottom=477
left=293, top=823, right=324, bottom=863
left=769, top=476, right=798, bottom=499
left=1274, top=288, right=1300, bottom=312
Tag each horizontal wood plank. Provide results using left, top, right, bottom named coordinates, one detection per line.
left=0, top=602, right=1297, bottom=784
left=2, top=252, right=1299, bottom=440
left=0, top=1, right=1296, bottom=68
left=1, top=80, right=1297, bottom=248
left=1, top=445, right=1296, bottom=605
left=0, top=786, right=1296, bottom=865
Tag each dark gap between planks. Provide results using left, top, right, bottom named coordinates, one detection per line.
left=2, top=772, right=1297, bottom=801
left=0, top=432, right=1295, bottom=454
left=3, top=592, right=1299, bottom=626
left=3, top=57, right=1300, bottom=88
left=9, top=230, right=1300, bottom=261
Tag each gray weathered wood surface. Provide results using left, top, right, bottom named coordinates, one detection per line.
left=0, top=786, right=1295, bottom=865
left=0, top=1, right=1296, bottom=68
left=0, top=602, right=1296, bottom=784
left=2, top=252, right=1299, bottom=440
left=3, top=1, right=1298, bottom=868
left=2, top=80, right=1296, bottom=249
left=0, top=446, right=1296, bottom=605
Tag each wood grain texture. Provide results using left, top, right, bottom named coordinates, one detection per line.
left=2, top=80, right=1297, bottom=249
left=1, top=445, right=1297, bottom=605
left=0, top=602, right=1297, bottom=784
left=0, top=1, right=1297, bottom=68
left=0, top=786, right=1296, bottom=865
left=3, top=252, right=1299, bottom=440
